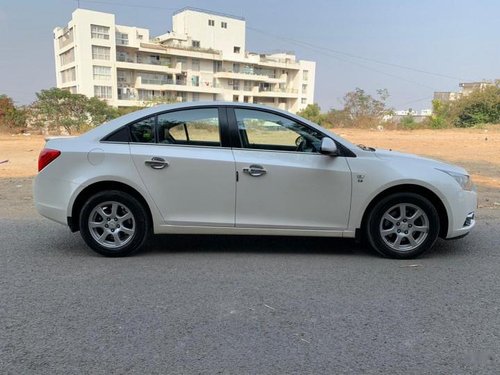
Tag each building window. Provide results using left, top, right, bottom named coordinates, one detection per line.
left=59, top=48, right=75, bottom=66
left=92, top=45, right=110, bottom=60
left=303, top=70, right=309, bottom=81
left=58, top=28, right=74, bottom=48
left=94, top=85, right=112, bottom=99
left=221, top=22, right=227, bottom=29
left=213, top=61, right=222, bottom=73
left=91, top=24, right=110, bottom=40
left=117, top=70, right=131, bottom=83
left=233, top=80, right=240, bottom=91
left=302, top=84, right=307, bottom=94
left=176, top=57, right=187, bottom=70
left=234, top=46, right=240, bottom=54
left=141, top=73, right=171, bottom=85
left=192, top=59, right=200, bottom=72
left=116, top=32, right=129, bottom=45
left=243, top=81, right=252, bottom=92
left=192, top=93, right=200, bottom=102
left=61, top=67, right=76, bottom=83
left=232, top=63, right=240, bottom=73
left=192, top=40, right=200, bottom=48
left=138, top=89, right=154, bottom=100
left=93, top=65, right=111, bottom=81
left=301, top=98, right=307, bottom=104
left=208, top=19, right=215, bottom=26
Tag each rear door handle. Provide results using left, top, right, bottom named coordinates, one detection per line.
left=243, top=165, right=267, bottom=177
left=145, top=157, right=169, bottom=170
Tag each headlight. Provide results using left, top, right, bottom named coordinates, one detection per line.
left=436, top=169, right=475, bottom=191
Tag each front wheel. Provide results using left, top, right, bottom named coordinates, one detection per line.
left=366, top=193, right=440, bottom=259
left=79, top=190, right=150, bottom=257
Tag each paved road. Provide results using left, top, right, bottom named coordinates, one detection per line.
left=1, top=209, right=500, bottom=374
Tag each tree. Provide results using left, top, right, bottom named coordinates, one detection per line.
left=452, top=85, right=500, bottom=127
left=341, top=88, right=391, bottom=127
left=31, top=88, right=88, bottom=134
left=297, top=103, right=327, bottom=125
left=428, top=99, right=451, bottom=128
left=0, top=95, right=27, bottom=131
left=86, top=96, right=119, bottom=125
left=30, top=88, right=120, bottom=134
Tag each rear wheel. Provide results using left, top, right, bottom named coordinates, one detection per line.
left=366, top=193, right=440, bottom=258
left=79, top=190, right=150, bottom=257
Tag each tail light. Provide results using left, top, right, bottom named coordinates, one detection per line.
left=38, top=148, right=61, bottom=172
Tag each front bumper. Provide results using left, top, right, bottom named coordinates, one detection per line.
left=445, top=190, right=477, bottom=239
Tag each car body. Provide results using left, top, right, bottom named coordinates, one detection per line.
left=34, top=102, right=477, bottom=258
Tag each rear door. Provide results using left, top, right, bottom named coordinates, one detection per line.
left=129, top=107, right=236, bottom=227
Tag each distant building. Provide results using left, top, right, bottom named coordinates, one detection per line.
left=385, top=109, right=432, bottom=123
left=433, top=80, right=496, bottom=102
left=53, top=7, right=316, bottom=112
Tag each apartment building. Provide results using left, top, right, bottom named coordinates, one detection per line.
left=53, top=7, right=316, bottom=113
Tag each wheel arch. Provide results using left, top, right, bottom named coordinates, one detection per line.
left=359, top=184, right=449, bottom=239
left=69, top=181, right=153, bottom=232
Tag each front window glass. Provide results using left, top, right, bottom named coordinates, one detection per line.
left=157, top=108, right=220, bottom=146
left=235, top=108, right=324, bottom=153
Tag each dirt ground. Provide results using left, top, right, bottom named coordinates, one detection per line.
left=1, top=127, right=499, bottom=217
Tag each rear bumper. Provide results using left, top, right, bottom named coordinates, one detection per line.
left=33, top=174, right=78, bottom=226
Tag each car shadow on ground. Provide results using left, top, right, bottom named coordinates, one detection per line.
left=144, top=234, right=468, bottom=259
left=36, top=222, right=471, bottom=260
left=145, top=234, right=375, bottom=258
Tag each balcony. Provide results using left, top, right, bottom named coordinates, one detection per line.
left=214, top=70, right=285, bottom=83
left=256, top=87, right=299, bottom=98
left=256, top=57, right=300, bottom=70
left=134, top=77, right=222, bottom=94
left=116, top=38, right=129, bottom=46
left=142, top=78, right=174, bottom=85
left=140, top=42, right=222, bottom=59
left=115, top=59, right=182, bottom=74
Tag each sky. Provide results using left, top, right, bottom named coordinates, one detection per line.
left=0, top=0, right=498, bottom=111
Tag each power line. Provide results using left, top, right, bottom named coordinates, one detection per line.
left=248, top=27, right=437, bottom=90
left=247, top=26, right=465, bottom=82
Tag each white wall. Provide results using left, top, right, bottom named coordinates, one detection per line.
left=172, top=9, right=246, bottom=59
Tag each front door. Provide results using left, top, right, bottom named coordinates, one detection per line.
left=231, top=108, right=352, bottom=230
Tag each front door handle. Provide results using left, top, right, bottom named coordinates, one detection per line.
left=243, top=165, right=267, bottom=177
left=145, top=157, right=169, bottom=170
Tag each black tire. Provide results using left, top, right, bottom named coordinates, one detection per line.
left=79, top=190, right=150, bottom=257
left=365, top=192, right=440, bottom=259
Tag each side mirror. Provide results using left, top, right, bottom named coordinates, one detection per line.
left=320, top=137, right=338, bottom=156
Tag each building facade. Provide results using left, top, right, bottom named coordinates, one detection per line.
left=433, top=81, right=496, bottom=103
left=53, top=7, right=316, bottom=113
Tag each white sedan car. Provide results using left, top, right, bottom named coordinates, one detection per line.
left=34, top=102, right=476, bottom=258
